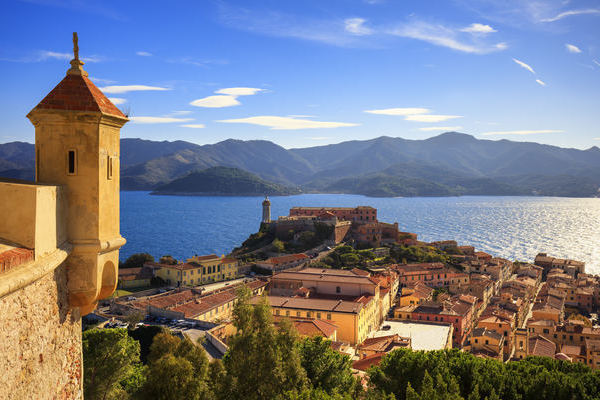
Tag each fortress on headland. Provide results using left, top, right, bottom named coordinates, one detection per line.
left=0, top=34, right=126, bottom=399
left=267, top=205, right=417, bottom=247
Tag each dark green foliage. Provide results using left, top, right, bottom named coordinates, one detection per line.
left=389, top=245, right=449, bottom=264
left=223, top=287, right=308, bottom=399
left=128, top=325, right=168, bottom=364
left=82, top=328, right=142, bottom=400
left=141, top=333, right=210, bottom=399
left=298, top=336, right=358, bottom=394
left=120, top=253, right=154, bottom=269
left=158, top=255, right=178, bottom=265
left=152, top=166, right=301, bottom=196
left=368, top=349, right=600, bottom=400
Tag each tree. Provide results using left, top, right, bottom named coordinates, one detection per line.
left=83, top=328, right=141, bottom=400
left=405, top=383, right=421, bottom=400
left=159, top=255, right=177, bottom=265
left=298, top=336, right=357, bottom=395
left=121, top=253, right=154, bottom=269
left=271, top=238, right=286, bottom=253
left=223, top=286, right=308, bottom=399
left=142, top=332, right=210, bottom=399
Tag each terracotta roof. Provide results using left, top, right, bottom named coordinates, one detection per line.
left=273, top=270, right=377, bottom=286
left=30, top=74, right=125, bottom=117
left=357, top=334, right=410, bottom=353
left=263, top=253, right=309, bottom=265
left=529, top=335, right=556, bottom=358
left=0, top=243, right=34, bottom=273
left=259, top=296, right=363, bottom=314
left=352, top=353, right=384, bottom=371
left=293, top=319, right=338, bottom=338
left=190, top=254, right=219, bottom=261
left=561, top=344, right=585, bottom=357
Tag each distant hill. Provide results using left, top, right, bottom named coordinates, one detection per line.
left=2, top=133, right=600, bottom=197
left=151, top=166, right=301, bottom=196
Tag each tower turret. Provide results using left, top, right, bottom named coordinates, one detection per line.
left=26, top=33, right=128, bottom=315
left=262, top=195, right=271, bottom=223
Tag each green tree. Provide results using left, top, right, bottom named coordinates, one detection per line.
left=83, top=328, right=141, bottom=400
left=223, top=286, right=308, bottom=399
left=298, top=336, right=357, bottom=395
left=405, top=383, right=421, bottom=400
left=159, top=255, right=177, bottom=265
left=271, top=238, right=286, bottom=253
left=121, top=253, right=154, bottom=269
left=142, top=333, right=210, bottom=399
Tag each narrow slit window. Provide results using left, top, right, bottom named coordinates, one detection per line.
left=107, top=155, right=113, bottom=179
left=67, top=150, right=76, bottom=175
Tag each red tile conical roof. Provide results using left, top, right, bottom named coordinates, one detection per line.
left=31, top=73, right=126, bottom=118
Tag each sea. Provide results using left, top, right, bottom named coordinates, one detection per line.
left=120, top=193, right=600, bottom=275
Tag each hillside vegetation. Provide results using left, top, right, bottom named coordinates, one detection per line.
left=151, top=167, right=301, bottom=196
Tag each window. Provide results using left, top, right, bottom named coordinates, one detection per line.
left=107, top=155, right=113, bottom=179
left=336, top=286, right=341, bottom=293
left=296, top=311, right=301, bottom=317
left=275, top=310, right=280, bottom=315
left=327, top=313, right=332, bottom=320
left=67, top=150, right=76, bottom=175
left=317, top=313, right=321, bottom=319
left=286, top=310, right=290, bottom=316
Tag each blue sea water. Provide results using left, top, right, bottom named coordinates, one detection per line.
left=120, top=193, right=600, bottom=274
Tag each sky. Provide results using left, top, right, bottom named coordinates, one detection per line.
left=1, top=0, right=600, bottom=149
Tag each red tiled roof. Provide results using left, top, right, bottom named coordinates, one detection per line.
left=31, top=74, right=125, bottom=117
left=293, top=319, right=338, bottom=338
left=0, top=246, right=34, bottom=274
left=352, top=353, right=384, bottom=371
left=263, top=253, right=309, bottom=265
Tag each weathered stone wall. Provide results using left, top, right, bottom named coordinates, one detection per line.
left=0, top=263, right=82, bottom=400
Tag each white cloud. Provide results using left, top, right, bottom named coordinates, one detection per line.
left=535, top=79, right=546, bottom=86
left=136, top=51, right=152, bottom=56
left=344, top=18, right=373, bottom=35
left=100, top=85, right=170, bottom=94
left=390, top=20, right=507, bottom=54
left=541, top=9, right=600, bottom=22
left=180, top=124, right=206, bottom=128
left=460, top=23, right=497, bottom=35
left=419, top=126, right=463, bottom=131
left=512, top=58, right=535, bottom=74
left=594, top=60, right=600, bottom=67
left=191, top=87, right=264, bottom=108
left=215, top=87, right=264, bottom=96
left=35, top=50, right=101, bottom=63
left=364, top=107, right=430, bottom=116
left=405, top=114, right=462, bottom=123
left=108, top=97, right=127, bottom=105
left=217, top=116, right=358, bottom=130
left=482, top=129, right=563, bottom=136
left=190, top=95, right=241, bottom=108
left=565, top=44, right=582, bottom=53
left=89, top=77, right=116, bottom=85
left=130, top=117, right=193, bottom=124
left=169, top=110, right=193, bottom=116
left=594, top=137, right=600, bottom=140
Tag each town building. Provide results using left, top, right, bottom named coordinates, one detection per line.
left=395, top=263, right=470, bottom=288
left=0, top=34, right=126, bottom=399
left=255, top=253, right=310, bottom=272
left=148, top=254, right=240, bottom=286
left=129, top=280, right=267, bottom=322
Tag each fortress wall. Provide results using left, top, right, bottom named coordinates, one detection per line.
left=0, top=263, right=82, bottom=400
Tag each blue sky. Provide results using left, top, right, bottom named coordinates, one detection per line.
left=1, top=0, right=599, bottom=149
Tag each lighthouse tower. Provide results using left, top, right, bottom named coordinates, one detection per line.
left=262, top=195, right=271, bottom=223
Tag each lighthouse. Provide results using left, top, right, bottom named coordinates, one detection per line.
left=262, top=195, right=271, bottom=223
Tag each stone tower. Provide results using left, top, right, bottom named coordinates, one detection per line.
left=27, top=33, right=128, bottom=315
left=262, top=195, right=271, bottom=223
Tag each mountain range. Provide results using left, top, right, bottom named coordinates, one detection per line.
left=2, top=132, right=600, bottom=197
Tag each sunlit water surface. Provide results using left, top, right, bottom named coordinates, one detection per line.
left=120, top=193, right=600, bottom=275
